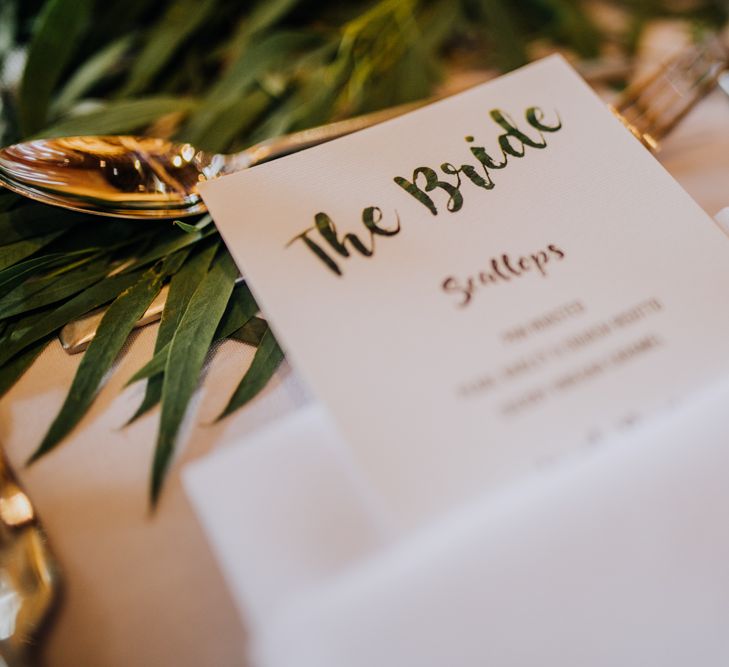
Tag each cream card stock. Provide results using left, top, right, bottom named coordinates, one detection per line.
left=201, top=55, right=729, bottom=527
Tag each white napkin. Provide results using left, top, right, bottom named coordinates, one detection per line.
left=183, top=403, right=392, bottom=629
left=185, top=210, right=729, bottom=667
left=255, top=373, right=729, bottom=667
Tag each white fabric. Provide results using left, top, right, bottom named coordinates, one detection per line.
left=247, top=375, right=729, bottom=667
left=184, top=404, right=391, bottom=631
left=0, top=88, right=728, bottom=666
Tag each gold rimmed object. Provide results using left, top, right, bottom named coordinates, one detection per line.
left=610, top=36, right=728, bottom=151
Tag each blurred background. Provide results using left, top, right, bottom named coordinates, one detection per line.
left=1, top=0, right=727, bottom=155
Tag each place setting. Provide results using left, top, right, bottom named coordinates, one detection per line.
left=0, top=2, right=729, bottom=665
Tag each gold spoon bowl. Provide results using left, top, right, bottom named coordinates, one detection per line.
left=0, top=136, right=218, bottom=218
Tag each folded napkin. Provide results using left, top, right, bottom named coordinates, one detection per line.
left=186, top=375, right=729, bottom=667
left=185, top=210, right=729, bottom=667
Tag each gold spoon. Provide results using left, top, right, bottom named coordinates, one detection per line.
left=0, top=103, right=423, bottom=220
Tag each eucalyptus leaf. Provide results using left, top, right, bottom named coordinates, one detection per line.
left=214, top=282, right=259, bottom=339
left=228, top=316, right=268, bottom=347
left=538, top=0, right=600, bottom=58
left=28, top=253, right=187, bottom=464
left=151, top=248, right=238, bottom=505
left=127, top=240, right=218, bottom=424
left=0, top=2, right=17, bottom=66
left=171, top=214, right=215, bottom=235
left=0, top=193, right=19, bottom=214
left=0, top=268, right=146, bottom=366
left=173, top=221, right=201, bottom=235
left=216, top=326, right=284, bottom=421
left=125, top=341, right=169, bottom=386
left=180, top=31, right=316, bottom=146
left=126, top=281, right=257, bottom=387
left=90, top=0, right=157, bottom=43
left=53, top=35, right=135, bottom=115
left=0, top=253, right=75, bottom=299
left=232, top=0, right=301, bottom=50
left=19, top=0, right=93, bottom=135
left=120, top=224, right=216, bottom=274
left=476, top=0, right=528, bottom=71
left=181, top=89, right=270, bottom=154
left=36, top=97, right=198, bottom=139
left=121, top=0, right=218, bottom=96
left=0, top=204, right=86, bottom=244
left=0, top=230, right=67, bottom=271
left=0, top=253, right=112, bottom=319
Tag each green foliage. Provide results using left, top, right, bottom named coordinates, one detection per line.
left=37, top=97, right=198, bottom=139
left=152, top=248, right=238, bottom=505
left=120, top=0, right=218, bottom=97
left=18, top=0, right=93, bottom=135
left=216, top=326, right=284, bottom=421
left=28, top=252, right=187, bottom=464
left=0, top=0, right=725, bottom=504
left=127, top=238, right=218, bottom=425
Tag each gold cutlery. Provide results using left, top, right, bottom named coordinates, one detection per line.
left=0, top=448, right=58, bottom=667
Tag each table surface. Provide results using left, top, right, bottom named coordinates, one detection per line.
left=1, top=86, right=728, bottom=667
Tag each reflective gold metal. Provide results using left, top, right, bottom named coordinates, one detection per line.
left=0, top=450, right=58, bottom=667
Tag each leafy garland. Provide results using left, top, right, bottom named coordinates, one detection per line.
left=0, top=0, right=724, bottom=505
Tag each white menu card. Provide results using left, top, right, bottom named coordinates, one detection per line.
left=200, top=55, right=729, bottom=528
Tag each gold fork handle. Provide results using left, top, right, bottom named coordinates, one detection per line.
left=611, top=36, right=728, bottom=151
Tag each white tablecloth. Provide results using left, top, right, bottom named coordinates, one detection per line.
left=1, top=88, right=728, bottom=667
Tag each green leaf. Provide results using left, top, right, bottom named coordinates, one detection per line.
left=0, top=204, right=86, bottom=244
left=36, top=97, right=198, bottom=139
left=476, top=0, right=528, bottom=71
left=537, top=0, right=600, bottom=58
left=52, top=35, right=135, bottom=115
left=125, top=341, right=169, bottom=386
left=151, top=248, right=238, bottom=505
left=234, top=0, right=301, bottom=49
left=216, top=326, right=284, bottom=421
left=173, top=221, right=200, bottom=235
left=19, top=0, right=93, bottom=135
left=0, top=193, right=20, bottom=214
left=0, top=1, right=17, bottom=66
left=89, top=0, right=156, bottom=41
left=179, top=90, right=271, bottom=154
left=0, top=337, right=50, bottom=400
left=127, top=240, right=218, bottom=424
left=28, top=253, right=186, bottom=464
left=0, top=230, right=67, bottom=271
left=214, top=282, right=259, bottom=339
left=0, top=253, right=111, bottom=319
left=228, top=316, right=268, bottom=347
left=0, top=253, right=74, bottom=299
left=120, top=224, right=216, bottom=274
left=0, top=268, right=145, bottom=366
left=126, top=281, right=257, bottom=387
left=172, top=214, right=215, bottom=235
left=120, top=0, right=218, bottom=96
left=180, top=31, right=315, bottom=146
